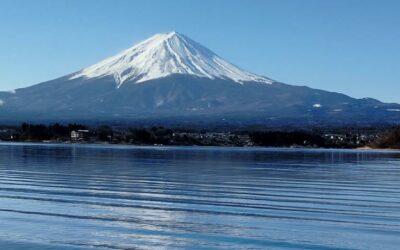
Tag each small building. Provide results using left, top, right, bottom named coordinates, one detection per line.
left=71, top=130, right=90, bottom=141
left=0, top=129, right=16, bottom=141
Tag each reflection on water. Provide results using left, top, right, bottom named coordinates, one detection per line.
left=0, top=143, right=400, bottom=249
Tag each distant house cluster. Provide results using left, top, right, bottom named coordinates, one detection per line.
left=322, top=133, right=377, bottom=147
left=71, top=130, right=91, bottom=141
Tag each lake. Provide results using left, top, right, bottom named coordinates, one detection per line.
left=0, top=143, right=399, bottom=249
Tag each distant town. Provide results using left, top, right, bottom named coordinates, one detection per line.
left=0, top=123, right=398, bottom=149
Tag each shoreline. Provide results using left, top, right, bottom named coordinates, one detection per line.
left=1, top=140, right=399, bottom=152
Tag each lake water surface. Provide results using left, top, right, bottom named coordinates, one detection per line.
left=0, top=143, right=400, bottom=249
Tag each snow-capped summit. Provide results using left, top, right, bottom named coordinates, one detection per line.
left=70, top=31, right=273, bottom=86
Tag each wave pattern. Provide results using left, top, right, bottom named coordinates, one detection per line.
left=0, top=143, right=400, bottom=249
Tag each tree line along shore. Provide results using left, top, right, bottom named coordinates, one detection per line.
left=0, top=123, right=399, bottom=149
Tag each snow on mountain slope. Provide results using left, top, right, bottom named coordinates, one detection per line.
left=70, top=32, right=273, bottom=87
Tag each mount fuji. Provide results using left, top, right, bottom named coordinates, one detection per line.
left=70, top=31, right=272, bottom=86
left=0, top=31, right=399, bottom=125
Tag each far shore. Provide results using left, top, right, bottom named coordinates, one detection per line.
left=1, top=140, right=399, bottom=152
left=2, top=123, right=400, bottom=150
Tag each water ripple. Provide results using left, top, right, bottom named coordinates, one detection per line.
left=0, top=144, right=400, bottom=249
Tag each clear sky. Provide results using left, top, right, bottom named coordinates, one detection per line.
left=0, top=0, right=399, bottom=102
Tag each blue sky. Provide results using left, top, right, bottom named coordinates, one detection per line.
left=0, top=0, right=399, bottom=102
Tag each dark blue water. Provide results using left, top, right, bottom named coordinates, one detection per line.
left=0, top=143, right=400, bottom=249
